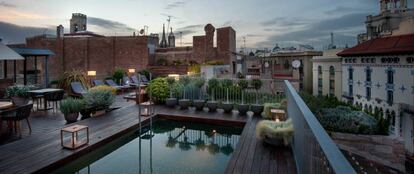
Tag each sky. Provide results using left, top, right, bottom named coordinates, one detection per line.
left=0, top=0, right=413, bottom=50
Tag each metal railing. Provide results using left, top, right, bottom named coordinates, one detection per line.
left=284, top=80, right=356, bottom=174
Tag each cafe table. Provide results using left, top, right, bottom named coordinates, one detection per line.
left=28, top=88, right=64, bottom=111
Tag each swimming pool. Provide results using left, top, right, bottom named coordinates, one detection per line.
left=52, top=119, right=243, bottom=174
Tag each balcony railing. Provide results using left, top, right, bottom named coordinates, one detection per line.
left=284, top=80, right=356, bottom=174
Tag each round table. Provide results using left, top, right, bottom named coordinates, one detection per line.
left=0, top=102, right=13, bottom=110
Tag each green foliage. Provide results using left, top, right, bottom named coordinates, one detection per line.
left=179, top=76, right=191, bottom=86
left=317, top=106, right=378, bottom=134
left=166, top=77, right=176, bottom=86
left=112, top=68, right=126, bottom=85
left=147, top=77, right=170, bottom=103
left=58, top=70, right=90, bottom=90
left=300, top=92, right=350, bottom=113
left=208, top=78, right=219, bottom=89
left=194, top=77, right=205, bottom=88
left=251, top=79, right=263, bottom=91
left=173, top=60, right=182, bottom=65
left=221, top=79, right=233, bottom=88
left=59, top=97, right=85, bottom=115
left=83, top=89, right=115, bottom=109
left=204, top=60, right=225, bottom=65
left=188, top=64, right=201, bottom=74
left=6, top=85, right=35, bottom=98
left=238, top=79, right=248, bottom=90
left=138, top=69, right=151, bottom=79
left=262, top=103, right=286, bottom=120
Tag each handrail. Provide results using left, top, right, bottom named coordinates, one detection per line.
left=284, top=80, right=356, bottom=174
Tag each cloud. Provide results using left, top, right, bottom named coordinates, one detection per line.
left=0, top=1, right=16, bottom=8
left=261, top=17, right=309, bottom=27
left=88, top=17, right=135, bottom=35
left=0, top=21, right=54, bottom=44
left=221, top=21, right=232, bottom=26
left=165, top=1, right=187, bottom=10
left=324, top=6, right=358, bottom=15
left=175, top=24, right=203, bottom=36
left=257, top=13, right=368, bottom=48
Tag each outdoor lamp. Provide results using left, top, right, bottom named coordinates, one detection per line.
left=87, top=71, right=96, bottom=76
left=140, top=101, right=154, bottom=116
left=61, top=124, right=89, bottom=149
left=128, top=69, right=136, bottom=74
left=168, top=74, right=180, bottom=81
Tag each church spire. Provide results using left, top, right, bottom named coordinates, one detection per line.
left=160, top=24, right=168, bottom=48
left=168, top=27, right=175, bottom=47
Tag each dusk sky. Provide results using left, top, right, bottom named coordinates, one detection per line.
left=0, top=0, right=413, bottom=50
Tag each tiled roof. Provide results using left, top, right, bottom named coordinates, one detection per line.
left=338, top=33, right=414, bottom=57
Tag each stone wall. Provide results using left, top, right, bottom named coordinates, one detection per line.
left=331, top=132, right=405, bottom=172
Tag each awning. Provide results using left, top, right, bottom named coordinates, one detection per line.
left=0, top=43, right=25, bottom=60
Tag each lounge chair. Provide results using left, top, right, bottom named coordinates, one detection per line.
left=140, top=74, right=150, bottom=85
left=105, top=79, right=129, bottom=92
left=93, top=79, right=106, bottom=86
left=123, top=76, right=139, bottom=86
left=70, top=82, right=88, bottom=98
left=130, top=75, right=140, bottom=84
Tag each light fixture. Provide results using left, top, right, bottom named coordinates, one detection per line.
left=61, top=124, right=89, bottom=149
left=87, top=71, right=96, bottom=76
left=168, top=74, right=180, bottom=81
left=128, top=68, right=136, bottom=73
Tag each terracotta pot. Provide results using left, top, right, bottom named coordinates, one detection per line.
left=11, top=96, right=29, bottom=106
left=166, top=98, right=177, bottom=107
left=251, top=104, right=264, bottom=116
left=221, top=102, right=234, bottom=113
left=193, top=100, right=205, bottom=111
left=206, top=101, right=218, bottom=112
left=178, top=99, right=190, bottom=109
left=64, top=113, right=79, bottom=123
left=237, top=104, right=250, bottom=116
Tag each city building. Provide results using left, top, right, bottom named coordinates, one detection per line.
left=311, top=49, right=344, bottom=99
left=338, top=33, right=414, bottom=155
left=5, top=13, right=236, bottom=81
left=358, top=0, right=414, bottom=43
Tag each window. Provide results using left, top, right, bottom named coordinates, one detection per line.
left=366, top=87, right=371, bottom=100
left=387, top=68, right=394, bottom=84
left=366, top=67, right=372, bottom=82
left=318, top=66, right=322, bottom=96
left=387, top=90, right=393, bottom=105
left=329, top=66, right=335, bottom=76
left=349, top=84, right=353, bottom=96
left=348, top=67, right=353, bottom=80
left=318, top=66, right=322, bottom=75
left=329, top=66, right=335, bottom=96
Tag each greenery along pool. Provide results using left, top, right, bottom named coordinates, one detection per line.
left=52, top=119, right=243, bottom=174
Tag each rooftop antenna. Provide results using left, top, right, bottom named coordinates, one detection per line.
left=166, top=16, right=172, bottom=34
left=242, top=36, right=246, bottom=54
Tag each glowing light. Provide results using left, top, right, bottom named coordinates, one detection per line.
left=168, top=74, right=180, bottom=81
left=87, top=71, right=96, bottom=76
left=128, top=69, right=136, bottom=73
left=212, top=130, right=216, bottom=133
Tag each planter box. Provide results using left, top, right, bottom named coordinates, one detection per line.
left=166, top=98, right=177, bottom=107
left=193, top=100, right=205, bottom=111
left=237, top=104, right=250, bottom=116
left=251, top=104, right=264, bottom=116
left=178, top=99, right=190, bottom=109
left=206, top=101, right=218, bottom=112
left=221, top=102, right=233, bottom=113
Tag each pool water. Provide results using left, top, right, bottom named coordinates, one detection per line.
left=52, top=119, right=243, bottom=174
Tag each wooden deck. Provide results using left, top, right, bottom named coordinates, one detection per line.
left=0, top=103, right=296, bottom=174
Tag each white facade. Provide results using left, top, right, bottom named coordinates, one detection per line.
left=341, top=55, right=414, bottom=154
left=312, top=49, right=343, bottom=99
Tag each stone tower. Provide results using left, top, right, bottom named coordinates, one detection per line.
left=70, top=13, right=87, bottom=33
left=380, top=0, right=408, bottom=13
left=168, top=27, right=175, bottom=47
left=160, top=24, right=168, bottom=48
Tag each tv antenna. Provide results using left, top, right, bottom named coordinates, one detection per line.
left=166, top=16, right=172, bottom=33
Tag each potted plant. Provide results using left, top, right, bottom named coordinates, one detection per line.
left=166, top=77, right=177, bottom=107
left=83, top=88, right=115, bottom=117
left=250, top=79, right=264, bottom=116
left=60, top=97, right=84, bottom=123
left=256, top=119, right=294, bottom=147
left=206, top=78, right=219, bottom=112
left=193, top=77, right=206, bottom=111
left=178, top=76, right=191, bottom=109
left=237, top=79, right=249, bottom=115
left=221, top=79, right=234, bottom=113
left=5, top=85, right=34, bottom=106
left=146, top=77, right=169, bottom=104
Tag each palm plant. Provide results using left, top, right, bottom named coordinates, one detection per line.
left=178, top=76, right=191, bottom=109
left=193, top=77, right=206, bottom=111
left=206, top=78, right=219, bottom=112
left=166, top=77, right=177, bottom=107
left=250, top=79, right=264, bottom=116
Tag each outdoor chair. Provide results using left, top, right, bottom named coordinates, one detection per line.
left=93, top=79, right=106, bottom=86
left=44, top=90, right=65, bottom=113
left=140, top=74, right=150, bottom=85
left=105, top=79, right=129, bottom=93
left=70, top=82, right=88, bottom=98
left=30, top=93, right=44, bottom=111
left=131, top=75, right=140, bottom=84
left=1, top=103, right=33, bottom=137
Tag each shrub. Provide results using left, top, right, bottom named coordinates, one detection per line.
left=188, top=64, right=201, bottom=74
left=194, top=77, right=205, bottom=88
left=238, top=79, right=248, bottom=90
left=60, top=98, right=85, bottom=115
left=256, top=119, right=294, bottom=146
left=83, top=89, right=115, bottom=109
left=179, top=76, right=191, bottom=86
left=221, top=79, right=233, bottom=88
left=112, top=68, right=126, bottom=85
left=166, top=77, right=176, bottom=86
left=138, top=69, right=151, bottom=79
left=251, top=79, right=263, bottom=91
left=316, top=106, right=378, bottom=134
left=208, top=78, right=219, bottom=89
left=89, top=85, right=117, bottom=94
left=6, top=85, right=36, bottom=98
left=147, top=77, right=169, bottom=103
left=59, top=70, right=89, bottom=90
